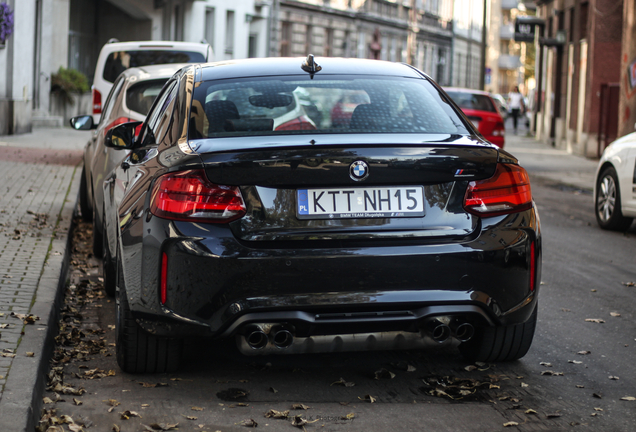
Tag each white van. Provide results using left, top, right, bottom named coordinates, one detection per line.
left=91, top=40, right=213, bottom=123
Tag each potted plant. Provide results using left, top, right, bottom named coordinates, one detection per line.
left=0, top=2, right=14, bottom=48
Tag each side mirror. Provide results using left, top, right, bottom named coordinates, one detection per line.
left=70, top=115, right=95, bottom=130
left=105, top=121, right=142, bottom=150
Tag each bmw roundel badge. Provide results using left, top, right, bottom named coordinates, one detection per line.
left=350, top=160, right=369, bottom=181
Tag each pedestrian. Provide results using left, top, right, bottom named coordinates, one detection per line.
left=508, top=86, right=525, bottom=134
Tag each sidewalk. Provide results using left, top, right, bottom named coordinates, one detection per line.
left=0, top=127, right=89, bottom=432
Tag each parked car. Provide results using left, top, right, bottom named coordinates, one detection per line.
left=444, top=87, right=506, bottom=148
left=102, top=56, right=541, bottom=373
left=594, top=132, right=636, bottom=230
left=71, top=63, right=187, bottom=297
left=491, top=93, right=509, bottom=119
left=91, top=40, right=213, bottom=124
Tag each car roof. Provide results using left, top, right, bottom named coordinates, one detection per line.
left=121, top=63, right=189, bottom=81
left=196, top=57, right=424, bottom=81
left=444, top=87, right=493, bottom=97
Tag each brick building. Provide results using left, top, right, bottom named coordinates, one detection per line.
left=535, top=0, right=623, bottom=157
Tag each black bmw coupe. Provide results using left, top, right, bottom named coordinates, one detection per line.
left=102, top=56, right=541, bottom=373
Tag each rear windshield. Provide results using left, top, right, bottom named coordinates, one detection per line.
left=445, top=91, right=497, bottom=113
left=103, top=50, right=205, bottom=83
left=126, top=79, right=169, bottom=115
left=189, top=75, right=465, bottom=138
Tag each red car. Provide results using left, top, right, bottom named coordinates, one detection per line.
left=444, top=87, right=505, bottom=148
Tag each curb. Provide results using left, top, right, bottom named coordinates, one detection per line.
left=0, top=166, right=81, bottom=432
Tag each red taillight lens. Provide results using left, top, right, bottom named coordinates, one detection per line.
left=92, top=88, right=102, bottom=115
left=150, top=170, right=246, bottom=223
left=464, top=163, right=532, bottom=216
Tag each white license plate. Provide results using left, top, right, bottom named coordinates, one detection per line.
left=297, top=186, right=425, bottom=220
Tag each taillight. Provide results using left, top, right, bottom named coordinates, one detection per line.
left=150, top=169, right=246, bottom=223
left=492, top=122, right=505, bottom=136
left=92, top=88, right=102, bottom=115
left=275, top=115, right=317, bottom=131
left=463, top=163, right=532, bottom=216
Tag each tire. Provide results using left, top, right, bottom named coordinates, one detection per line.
left=116, top=287, right=183, bottom=373
left=459, top=307, right=537, bottom=362
left=101, top=218, right=116, bottom=297
left=79, top=165, right=93, bottom=222
left=595, top=167, right=633, bottom=231
left=92, top=203, right=103, bottom=258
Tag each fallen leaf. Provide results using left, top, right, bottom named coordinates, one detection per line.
left=291, top=403, right=310, bottom=410
left=610, top=312, right=621, bottom=317
left=521, top=382, right=529, bottom=387
left=358, top=394, right=376, bottom=403
left=374, top=368, right=395, bottom=380
left=181, top=415, right=197, bottom=420
left=120, top=410, right=141, bottom=419
left=591, top=289, right=597, bottom=292
left=26, top=352, right=35, bottom=357
left=291, top=415, right=309, bottom=428
left=621, top=396, right=636, bottom=401
left=464, top=365, right=477, bottom=371
left=43, top=397, right=54, bottom=404
left=269, top=387, right=278, bottom=393
left=341, top=413, right=356, bottom=420
left=237, top=418, right=258, bottom=427
left=546, top=413, right=562, bottom=418
left=331, top=377, right=355, bottom=387
left=503, top=422, right=519, bottom=427
left=191, top=406, right=204, bottom=411
left=578, top=350, right=591, bottom=355
left=594, top=408, right=603, bottom=411
left=541, top=371, right=564, bottom=376
left=142, top=423, right=179, bottom=431
left=539, top=362, right=552, bottom=367
left=561, top=308, right=571, bottom=312
left=264, top=409, right=289, bottom=419
left=593, top=393, right=603, bottom=399
left=525, top=409, right=537, bottom=414
left=621, top=281, right=635, bottom=286
left=585, top=318, right=605, bottom=324
left=68, top=425, right=84, bottom=432
left=609, top=376, right=619, bottom=380
left=568, top=360, right=582, bottom=364
left=73, top=398, right=83, bottom=406
left=576, top=385, right=585, bottom=388
left=112, top=425, right=120, bottom=432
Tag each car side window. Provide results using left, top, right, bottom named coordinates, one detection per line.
left=100, top=76, right=125, bottom=124
left=141, top=80, right=178, bottom=146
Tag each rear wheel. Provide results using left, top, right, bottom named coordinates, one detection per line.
left=79, top=165, right=93, bottom=222
left=596, top=167, right=633, bottom=231
left=101, top=218, right=116, bottom=297
left=92, top=203, right=103, bottom=258
left=116, top=284, right=183, bottom=373
left=459, top=307, right=537, bottom=362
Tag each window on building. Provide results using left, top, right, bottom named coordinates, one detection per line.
left=305, top=25, right=313, bottom=54
left=248, top=34, right=257, bottom=58
left=437, top=48, right=446, bottom=85
left=281, top=22, right=291, bottom=57
left=324, top=28, right=334, bottom=57
left=205, top=7, right=215, bottom=47
left=225, top=11, right=235, bottom=57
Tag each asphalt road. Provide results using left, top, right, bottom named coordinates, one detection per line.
left=38, top=155, right=636, bottom=432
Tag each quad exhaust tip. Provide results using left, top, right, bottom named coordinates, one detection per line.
left=246, top=328, right=268, bottom=349
left=244, top=325, right=295, bottom=350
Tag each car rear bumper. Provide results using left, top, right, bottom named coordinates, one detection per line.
left=122, top=207, right=541, bottom=339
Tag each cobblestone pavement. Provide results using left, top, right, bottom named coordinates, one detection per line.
left=0, top=127, right=86, bottom=432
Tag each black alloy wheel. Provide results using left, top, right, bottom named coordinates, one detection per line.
left=458, top=307, right=537, bottom=362
left=595, top=167, right=633, bottom=231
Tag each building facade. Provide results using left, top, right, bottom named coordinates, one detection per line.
left=534, top=0, right=623, bottom=157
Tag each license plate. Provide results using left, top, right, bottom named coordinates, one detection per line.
left=297, top=186, right=425, bottom=220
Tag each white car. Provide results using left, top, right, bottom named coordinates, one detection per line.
left=595, top=133, right=636, bottom=230
left=92, top=40, right=212, bottom=123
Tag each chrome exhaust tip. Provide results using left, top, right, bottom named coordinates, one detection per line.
left=425, top=320, right=451, bottom=343
left=246, top=328, right=268, bottom=349
left=272, top=329, right=294, bottom=349
left=454, top=322, right=475, bottom=342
